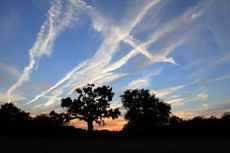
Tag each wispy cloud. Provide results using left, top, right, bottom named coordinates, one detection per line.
left=103, top=0, right=212, bottom=73
left=127, top=78, right=150, bottom=90
left=26, top=60, right=88, bottom=105
left=179, top=90, right=209, bottom=106
left=174, top=99, right=230, bottom=119
left=202, top=103, right=208, bottom=109
left=197, top=91, right=208, bottom=101
left=0, top=93, right=26, bottom=103
left=154, top=85, right=185, bottom=98
left=185, top=72, right=230, bottom=90
left=201, top=100, right=230, bottom=117
left=200, top=73, right=230, bottom=85
left=27, top=0, right=214, bottom=109
left=167, top=98, right=184, bottom=106
left=154, top=72, right=229, bottom=107
left=126, top=67, right=163, bottom=90
left=27, top=0, right=160, bottom=106
left=44, top=89, right=63, bottom=107
left=6, top=0, right=77, bottom=102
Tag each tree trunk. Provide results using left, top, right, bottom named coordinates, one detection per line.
left=87, top=120, right=93, bottom=132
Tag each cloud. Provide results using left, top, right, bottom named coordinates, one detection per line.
left=93, top=73, right=129, bottom=87
left=154, top=85, right=185, bottom=98
left=153, top=71, right=229, bottom=107
left=184, top=53, right=230, bottom=83
left=143, top=0, right=212, bottom=49
left=184, top=72, right=230, bottom=91
left=181, top=90, right=209, bottom=105
left=197, top=91, right=208, bottom=101
left=26, top=60, right=88, bottom=105
left=201, top=73, right=230, bottom=85
left=43, top=89, right=63, bottom=107
left=27, top=0, right=214, bottom=109
left=66, top=72, right=129, bottom=95
left=0, top=93, right=26, bottom=103
left=27, top=0, right=159, bottom=106
left=167, top=98, right=184, bottom=106
left=6, top=0, right=78, bottom=102
left=190, top=12, right=203, bottom=20
left=203, top=0, right=230, bottom=52
left=174, top=100, right=230, bottom=119
left=201, top=101, right=230, bottom=117
left=125, top=68, right=163, bottom=90
left=123, top=35, right=177, bottom=65
left=202, top=103, right=208, bottom=109
left=103, top=0, right=212, bottom=73
left=127, top=78, right=150, bottom=90
left=156, top=71, right=230, bottom=102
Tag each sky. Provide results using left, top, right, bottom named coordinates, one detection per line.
left=0, top=0, right=230, bottom=130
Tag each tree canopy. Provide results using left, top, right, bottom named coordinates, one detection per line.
left=0, top=103, right=31, bottom=126
left=61, top=84, right=120, bottom=131
left=121, top=89, right=171, bottom=132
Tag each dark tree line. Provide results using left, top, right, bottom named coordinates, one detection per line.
left=0, top=84, right=230, bottom=137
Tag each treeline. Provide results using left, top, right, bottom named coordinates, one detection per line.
left=0, top=84, right=230, bottom=137
left=0, top=103, right=81, bottom=136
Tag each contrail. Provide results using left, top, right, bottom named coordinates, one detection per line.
left=25, top=60, right=88, bottom=105
left=62, top=0, right=161, bottom=93
left=102, top=0, right=211, bottom=73
left=6, top=0, right=77, bottom=102
left=26, top=0, right=159, bottom=106
left=27, top=0, right=213, bottom=108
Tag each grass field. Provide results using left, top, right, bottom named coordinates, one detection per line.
left=0, top=136, right=230, bottom=153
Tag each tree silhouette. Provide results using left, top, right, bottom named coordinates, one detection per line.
left=32, top=114, right=53, bottom=128
left=121, top=89, right=171, bottom=132
left=49, top=110, right=66, bottom=127
left=221, top=112, right=230, bottom=120
left=32, top=112, right=67, bottom=128
left=0, top=103, right=31, bottom=127
left=169, top=115, right=183, bottom=127
left=61, top=84, right=120, bottom=132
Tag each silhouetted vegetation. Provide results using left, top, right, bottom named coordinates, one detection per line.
left=0, top=85, right=230, bottom=138
left=121, top=89, right=171, bottom=134
left=0, top=103, right=31, bottom=132
left=61, top=84, right=120, bottom=132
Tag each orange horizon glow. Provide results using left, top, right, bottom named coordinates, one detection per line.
left=70, top=116, right=127, bottom=131
left=69, top=111, right=216, bottom=131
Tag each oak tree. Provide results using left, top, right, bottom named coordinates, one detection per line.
left=61, top=84, right=120, bottom=132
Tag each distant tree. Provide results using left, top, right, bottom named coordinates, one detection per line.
left=169, top=115, right=183, bottom=126
left=0, top=103, right=31, bottom=126
left=61, top=84, right=120, bottom=132
left=49, top=110, right=66, bottom=127
left=32, top=111, right=66, bottom=128
left=221, top=112, right=230, bottom=120
left=221, top=112, right=230, bottom=128
left=121, top=89, right=171, bottom=132
left=192, top=116, right=205, bottom=121
left=207, top=115, right=218, bottom=120
left=32, top=114, right=52, bottom=127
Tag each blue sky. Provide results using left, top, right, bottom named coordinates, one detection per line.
left=0, top=0, right=230, bottom=129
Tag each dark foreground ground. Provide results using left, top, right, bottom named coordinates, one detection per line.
left=0, top=136, right=229, bottom=153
